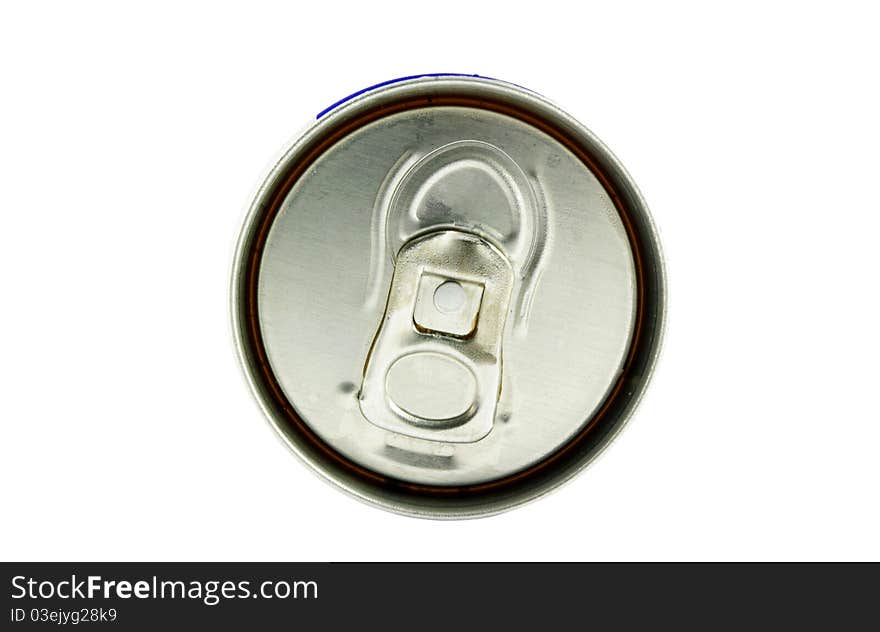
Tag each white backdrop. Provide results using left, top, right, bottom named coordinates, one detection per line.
left=2, top=2, right=878, bottom=561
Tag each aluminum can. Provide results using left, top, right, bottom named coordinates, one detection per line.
left=231, top=75, right=666, bottom=518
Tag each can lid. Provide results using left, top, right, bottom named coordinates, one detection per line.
left=231, top=76, right=665, bottom=517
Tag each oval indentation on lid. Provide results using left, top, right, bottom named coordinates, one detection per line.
left=385, top=353, right=477, bottom=425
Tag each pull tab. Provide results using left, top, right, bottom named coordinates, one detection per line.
left=359, top=139, right=545, bottom=443
left=359, top=230, right=513, bottom=443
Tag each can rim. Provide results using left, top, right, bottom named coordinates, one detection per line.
left=230, top=76, right=667, bottom=519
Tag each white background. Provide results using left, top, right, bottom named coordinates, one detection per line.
left=2, top=2, right=878, bottom=561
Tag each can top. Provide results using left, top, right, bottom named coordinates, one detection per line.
left=232, top=76, right=665, bottom=517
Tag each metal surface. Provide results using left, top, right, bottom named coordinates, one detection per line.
left=360, top=230, right=513, bottom=443
left=231, top=76, right=666, bottom=518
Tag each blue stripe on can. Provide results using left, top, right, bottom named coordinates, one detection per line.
left=316, top=73, right=496, bottom=119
